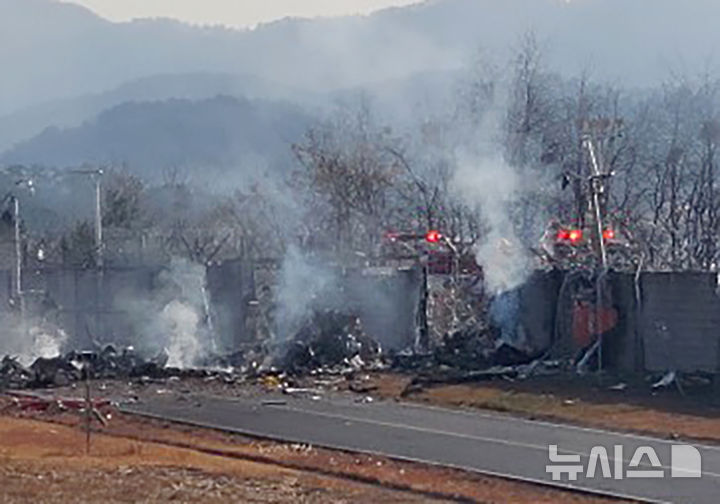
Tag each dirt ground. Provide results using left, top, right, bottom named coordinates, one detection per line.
left=0, top=414, right=423, bottom=503
left=5, top=366, right=716, bottom=503
left=0, top=396, right=627, bottom=504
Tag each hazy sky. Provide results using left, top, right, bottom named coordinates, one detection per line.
left=61, top=0, right=424, bottom=28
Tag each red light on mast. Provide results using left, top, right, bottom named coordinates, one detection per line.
left=603, top=228, right=615, bottom=240
left=425, top=230, right=442, bottom=243
left=568, top=229, right=583, bottom=243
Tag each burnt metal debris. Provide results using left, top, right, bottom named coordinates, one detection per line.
left=0, top=310, right=389, bottom=390
left=276, top=309, right=386, bottom=375
left=0, top=294, right=550, bottom=391
left=0, top=346, right=173, bottom=389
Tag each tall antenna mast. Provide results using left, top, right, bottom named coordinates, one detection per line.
left=579, top=118, right=622, bottom=269
left=582, top=134, right=609, bottom=269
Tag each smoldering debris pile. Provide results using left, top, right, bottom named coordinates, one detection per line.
left=0, top=310, right=388, bottom=390
left=276, top=310, right=385, bottom=375
left=0, top=345, right=172, bottom=389
left=433, top=325, right=532, bottom=370
left=0, top=356, right=35, bottom=389
left=393, top=321, right=537, bottom=375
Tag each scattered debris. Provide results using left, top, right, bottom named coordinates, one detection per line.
left=276, top=310, right=385, bottom=375
left=0, top=345, right=239, bottom=390
left=652, top=370, right=677, bottom=390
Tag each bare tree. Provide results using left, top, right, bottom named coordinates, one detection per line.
left=103, top=171, right=145, bottom=230
left=292, top=100, right=402, bottom=258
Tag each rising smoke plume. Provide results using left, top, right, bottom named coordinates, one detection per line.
left=453, top=152, right=532, bottom=294
left=115, top=257, right=214, bottom=368
left=274, top=245, right=339, bottom=341
left=0, top=310, right=69, bottom=367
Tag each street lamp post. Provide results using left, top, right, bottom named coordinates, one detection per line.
left=70, top=168, right=105, bottom=344
left=13, top=196, right=21, bottom=307
left=94, top=173, right=103, bottom=269
left=71, top=169, right=104, bottom=268
left=2, top=178, right=34, bottom=322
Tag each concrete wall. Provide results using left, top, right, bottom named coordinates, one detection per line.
left=9, top=258, right=720, bottom=374
left=343, top=267, right=422, bottom=351
left=519, top=270, right=563, bottom=355
left=548, top=270, right=720, bottom=375
left=603, top=272, right=642, bottom=373
left=638, top=272, right=720, bottom=374
left=206, top=258, right=255, bottom=350
left=33, top=266, right=160, bottom=348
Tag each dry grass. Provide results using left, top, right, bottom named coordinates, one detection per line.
left=0, top=403, right=627, bottom=504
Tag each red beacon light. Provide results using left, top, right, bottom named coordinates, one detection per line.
left=603, top=228, right=616, bottom=240
left=557, top=228, right=583, bottom=243
left=425, top=230, right=442, bottom=243
left=556, top=229, right=570, bottom=241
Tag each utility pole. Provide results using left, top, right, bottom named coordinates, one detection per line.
left=578, top=118, right=623, bottom=374
left=12, top=196, right=23, bottom=321
left=70, top=168, right=104, bottom=344
left=71, top=169, right=104, bottom=268
left=579, top=118, right=623, bottom=269
left=2, top=179, right=34, bottom=323
left=582, top=135, right=609, bottom=269
left=94, top=173, right=103, bottom=269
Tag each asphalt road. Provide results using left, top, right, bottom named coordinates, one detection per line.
left=122, top=394, right=720, bottom=503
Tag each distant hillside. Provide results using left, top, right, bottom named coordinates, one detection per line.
left=5, top=0, right=720, bottom=117
left=0, top=72, right=319, bottom=152
left=0, top=0, right=463, bottom=115
left=0, top=96, right=315, bottom=182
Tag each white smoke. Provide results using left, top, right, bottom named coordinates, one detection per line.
left=0, top=316, right=69, bottom=367
left=153, top=258, right=213, bottom=367
left=453, top=152, right=532, bottom=294
left=162, top=299, right=204, bottom=368
left=275, top=245, right=338, bottom=340
left=116, top=257, right=213, bottom=368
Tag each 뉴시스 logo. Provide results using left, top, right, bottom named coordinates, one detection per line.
left=546, top=444, right=702, bottom=480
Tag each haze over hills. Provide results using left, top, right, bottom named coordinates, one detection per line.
left=3, top=0, right=720, bottom=173
left=0, top=0, right=463, bottom=116
left=1, top=95, right=314, bottom=184
left=4, top=0, right=720, bottom=114
left=0, top=72, right=319, bottom=153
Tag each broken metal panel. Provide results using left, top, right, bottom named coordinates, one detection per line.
left=32, top=266, right=161, bottom=347
left=0, top=268, right=12, bottom=310
left=518, top=270, right=563, bottom=355
left=248, top=260, right=280, bottom=343
left=549, top=270, right=619, bottom=365
left=425, top=270, right=559, bottom=363
left=602, top=272, right=641, bottom=374
left=639, top=272, right=720, bottom=374
left=206, top=258, right=255, bottom=350
left=344, top=266, right=423, bottom=351
left=244, top=262, right=422, bottom=352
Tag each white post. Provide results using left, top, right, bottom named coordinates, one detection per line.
left=13, top=196, right=24, bottom=322
left=95, top=174, right=103, bottom=269
left=583, top=136, right=609, bottom=269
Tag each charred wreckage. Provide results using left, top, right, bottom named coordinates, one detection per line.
left=0, top=124, right=712, bottom=393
